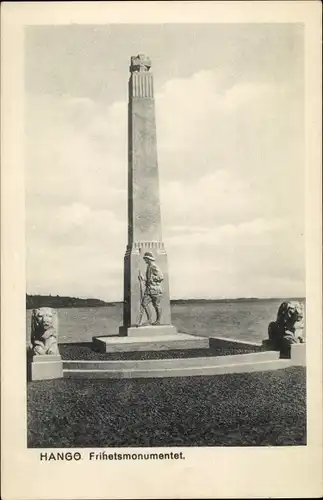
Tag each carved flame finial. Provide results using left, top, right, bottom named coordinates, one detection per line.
left=130, top=54, right=152, bottom=73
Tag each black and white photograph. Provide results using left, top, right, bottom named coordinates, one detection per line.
left=25, top=20, right=308, bottom=448
left=1, top=2, right=322, bottom=499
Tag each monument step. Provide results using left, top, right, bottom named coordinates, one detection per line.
left=92, top=333, right=209, bottom=353
left=63, top=358, right=292, bottom=379
left=119, top=324, right=177, bottom=337
left=210, top=336, right=262, bottom=348
left=63, top=350, right=280, bottom=371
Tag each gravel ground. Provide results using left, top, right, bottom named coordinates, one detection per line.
left=59, top=341, right=260, bottom=360
left=27, top=366, right=306, bottom=448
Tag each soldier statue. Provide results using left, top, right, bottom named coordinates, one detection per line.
left=137, top=251, right=163, bottom=326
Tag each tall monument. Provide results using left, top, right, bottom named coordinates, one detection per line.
left=121, top=54, right=174, bottom=335
left=93, top=55, right=209, bottom=352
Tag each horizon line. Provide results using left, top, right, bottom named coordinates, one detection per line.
left=26, top=293, right=305, bottom=302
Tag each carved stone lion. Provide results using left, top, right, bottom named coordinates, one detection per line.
left=30, top=307, right=59, bottom=356
left=268, top=301, right=305, bottom=353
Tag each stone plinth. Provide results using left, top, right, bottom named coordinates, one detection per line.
left=119, top=324, right=177, bottom=337
left=290, top=343, right=306, bottom=366
left=93, top=333, right=209, bottom=354
left=63, top=350, right=292, bottom=379
left=29, top=355, right=63, bottom=381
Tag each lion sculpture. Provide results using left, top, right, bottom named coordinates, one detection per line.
left=268, top=301, right=305, bottom=354
left=30, top=307, right=59, bottom=356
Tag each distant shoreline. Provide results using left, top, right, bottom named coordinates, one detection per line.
left=26, top=294, right=305, bottom=310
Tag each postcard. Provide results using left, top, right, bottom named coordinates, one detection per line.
left=1, top=1, right=322, bottom=499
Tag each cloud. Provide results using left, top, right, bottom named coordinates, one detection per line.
left=26, top=65, right=304, bottom=300
left=26, top=202, right=125, bottom=300
left=165, top=216, right=304, bottom=299
left=156, top=70, right=303, bottom=195
left=161, top=170, right=264, bottom=229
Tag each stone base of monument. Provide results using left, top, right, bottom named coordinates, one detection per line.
left=60, top=335, right=306, bottom=380
left=119, top=324, right=177, bottom=337
left=93, top=332, right=209, bottom=353
left=63, top=350, right=293, bottom=379
left=261, top=339, right=306, bottom=366
left=29, top=355, right=63, bottom=381
left=290, top=343, right=306, bottom=366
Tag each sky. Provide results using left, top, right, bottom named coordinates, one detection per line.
left=25, top=23, right=305, bottom=301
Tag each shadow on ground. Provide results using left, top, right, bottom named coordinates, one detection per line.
left=27, top=366, right=306, bottom=448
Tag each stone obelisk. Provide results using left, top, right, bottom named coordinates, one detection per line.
left=121, top=54, right=175, bottom=336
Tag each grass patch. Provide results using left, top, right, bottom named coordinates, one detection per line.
left=28, top=366, right=306, bottom=448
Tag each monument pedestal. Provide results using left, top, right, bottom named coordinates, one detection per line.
left=93, top=333, right=209, bottom=354
left=119, top=324, right=177, bottom=337
left=91, top=55, right=209, bottom=358
left=290, top=343, right=306, bottom=365
left=29, top=355, right=63, bottom=381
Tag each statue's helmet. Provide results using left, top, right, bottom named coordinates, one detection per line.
left=143, top=251, right=155, bottom=261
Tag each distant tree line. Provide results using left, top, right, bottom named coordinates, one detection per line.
left=26, top=294, right=305, bottom=310
left=26, top=294, right=110, bottom=309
